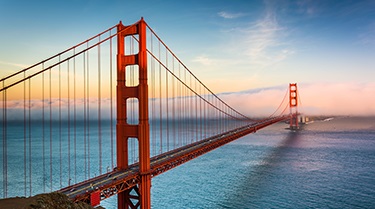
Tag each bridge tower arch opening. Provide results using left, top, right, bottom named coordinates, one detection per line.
left=289, top=83, right=298, bottom=129
left=117, top=18, right=151, bottom=209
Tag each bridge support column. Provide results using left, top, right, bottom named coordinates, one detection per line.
left=117, top=18, right=151, bottom=209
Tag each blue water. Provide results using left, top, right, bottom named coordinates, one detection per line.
left=2, top=117, right=375, bottom=208
left=142, top=117, right=375, bottom=209
left=126, top=117, right=375, bottom=208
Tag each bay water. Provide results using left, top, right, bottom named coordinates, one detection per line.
left=127, top=116, right=374, bottom=208
left=2, top=116, right=375, bottom=208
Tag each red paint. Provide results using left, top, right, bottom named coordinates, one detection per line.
left=289, top=83, right=299, bottom=129
left=90, top=190, right=101, bottom=207
left=117, top=18, right=151, bottom=209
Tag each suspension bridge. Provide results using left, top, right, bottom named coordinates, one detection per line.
left=0, top=18, right=300, bottom=208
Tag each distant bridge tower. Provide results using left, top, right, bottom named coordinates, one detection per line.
left=117, top=18, right=151, bottom=209
left=289, top=83, right=299, bottom=129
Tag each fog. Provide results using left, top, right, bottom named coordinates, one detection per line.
left=219, top=82, right=375, bottom=117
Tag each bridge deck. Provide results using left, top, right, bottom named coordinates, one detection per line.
left=59, top=115, right=289, bottom=203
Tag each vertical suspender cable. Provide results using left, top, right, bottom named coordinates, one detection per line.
left=178, top=63, right=181, bottom=147
left=225, top=107, right=232, bottom=131
left=158, top=41, right=162, bottom=154
left=226, top=105, right=229, bottom=131
left=198, top=84, right=201, bottom=140
left=214, top=97, right=217, bottom=134
left=73, top=48, right=77, bottom=183
left=83, top=51, right=87, bottom=179
left=204, top=89, right=210, bottom=137
left=2, top=81, right=7, bottom=198
left=1, top=83, right=3, bottom=197
left=87, top=44, right=90, bottom=178
left=5, top=88, right=7, bottom=197
left=223, top=97, right=225, bottom=131
left=193, top=79, right=196, bottom=141
left=68, top=59, right=71, bottom=185
left=204, top=89, right=211, bottom=137
left=220, top=99, right=223, bottom=133
left=228, top=107, right=231, bottom=130
left=172, top=57, right=176, bottom=149
left=150, top=33, right=156, bottom=157
left=192, top=75, right=195, bottom=142
left=23, top=72, right=26, bottom=196
left=42, top=65, right=45, bottom=193
left=98, top=35, right=102, bottom=174
left=58, top=57, right=62, bottom=187
left=165, top=48, right=169, bottom=151
left=189, top=73, right=192, bottom=143
left=203, top=86, right=205, bottom=138
left=199, top=84, right=202, bottom=140
left=181, top=66, right=185, bottom=146
left=189, top=71, right=191, bottom=142
left=59, top=55, right=62, bottom=188
left=219, top=98, right=222, bottom=131
left=49, top=68, right=52, bottom=191
left=194, top=79, right=197, bottom=142
left=184, top=66, right=187, bottom=145
left=28, top=78, right=32, bottom=196
left=149, top=33, right=153, bottom=156
left=109, top=31, right=114, bottom=169
left=215, top=97, right=218, bottom=134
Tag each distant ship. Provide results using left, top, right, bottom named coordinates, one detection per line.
left=323, top=117, right=334, bottom=122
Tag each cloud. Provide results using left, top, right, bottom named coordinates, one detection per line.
left=296, top=0, right=319, bottom=16
left=192, top=56, right=215, bottom=66
left=218, top=85, right=288, bottom=117
left=0, top=61, right=29, bottom=76
left=197, top=3, right=295, bottom=72
left=358, top=21, right=375, bottom=45
left=218, top=11, right=246, bottom=19
left=297, top=82, right=375, bottom=116
left=0, top=60, right=29, bottom=69
left=243, top=9, right=290, bottom=68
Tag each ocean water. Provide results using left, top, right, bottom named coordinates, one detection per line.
left=101, top=116, right=375, bottom=208
left=2, top=116, right=375, bottom=208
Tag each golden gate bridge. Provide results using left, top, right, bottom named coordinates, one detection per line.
left=0, top=18, right=300, bottom=208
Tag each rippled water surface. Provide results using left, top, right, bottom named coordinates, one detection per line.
left=3, top=116, right=375, bottom=208
left=103, top=116, right=375, bottom=209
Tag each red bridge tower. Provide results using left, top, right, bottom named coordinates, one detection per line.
left=289, top=83, right=299, bottom=129
left=117, top=18, right=151, bottom=209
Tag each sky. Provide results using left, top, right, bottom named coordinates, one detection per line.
left=1, top=0, right=375, bottom=116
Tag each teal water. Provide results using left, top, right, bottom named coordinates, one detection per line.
left=2, top=117, right=375, bottom=208
left=125, top=117, right=375, bottom=208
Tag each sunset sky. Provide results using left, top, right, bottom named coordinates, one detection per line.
left=1, top=0, right=374, bottom=116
